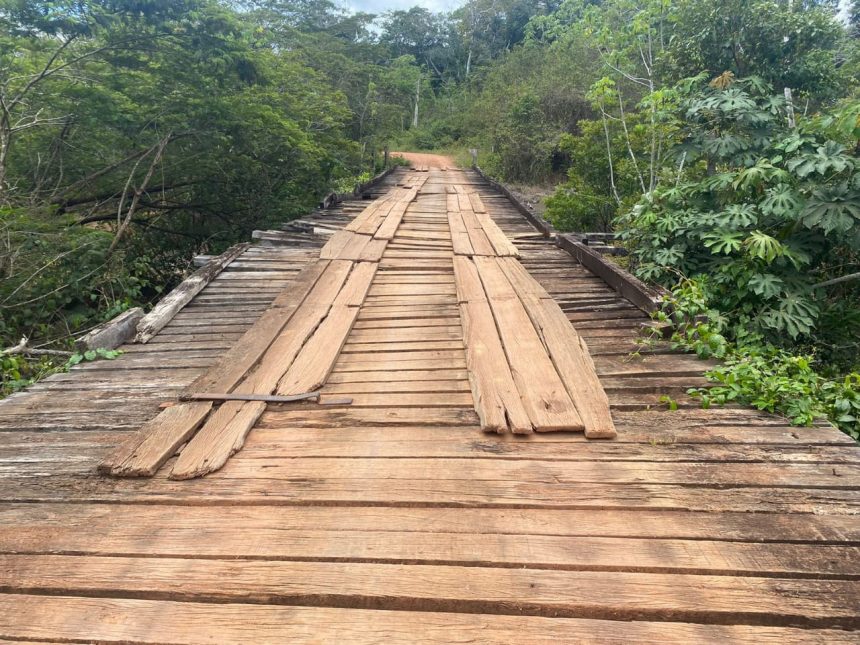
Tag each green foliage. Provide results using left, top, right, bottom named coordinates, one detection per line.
left=0, top=353, right=54, bottom=397
left=65, top=347, right=121, bottom=368
left=621, top=78, right=860, bottom=352
left=667, top=0, right=846, bottom=99
left=656, top=278, right=860, bottom=439
left=1, top=346, right=121, bottom=397
left=0, top=206, right=143, bottom=340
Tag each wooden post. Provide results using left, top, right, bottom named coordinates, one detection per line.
left=384, top=146, right=389, bottom=168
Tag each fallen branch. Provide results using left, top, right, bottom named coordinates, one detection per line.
left=812, top=272, right=860, bottom=290
left=1, top=336, right=73, bottom=357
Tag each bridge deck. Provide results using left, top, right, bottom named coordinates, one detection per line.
left=0, top=165, right=858, bottom=643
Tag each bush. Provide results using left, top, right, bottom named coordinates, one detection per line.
left=621, top=76, right=860, bottom=361
left=655, top=278, right=860, bottom=439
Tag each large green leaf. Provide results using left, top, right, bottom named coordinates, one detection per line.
left=760, top=185, right=802, bottom=219
left=704, top=134, right=747, bottom=158
left=787, top=142, right=855, bottom=178
left=801, top=184, right=860, bottom=234
left=759, top=294, right=819, bottom=339
left=748, top=273, right=784, bottom=299
left=715, top=204, right=758, bottom=228
left=743, top=231, right=784, bottom=263
left=702, top=230, right=744, bottom=254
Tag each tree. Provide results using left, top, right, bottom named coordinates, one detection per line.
left=666, top=0, right=845, bottom=98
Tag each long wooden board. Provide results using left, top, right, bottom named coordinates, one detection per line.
left=97, top=401, right=213, bottom=476
left=453, top=256, right=531, bottom=433
left=2, top=595, right=853, bottom=644
left=499, top=257, right=616, bottom=438
left=474, top=256, right=584, bottom=432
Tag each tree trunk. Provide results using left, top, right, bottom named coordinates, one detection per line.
left=412, top=77, right=420, bottom=129
left=0, top=125, right=10, bottom=202
left=784, top=87, right=796, bottom=128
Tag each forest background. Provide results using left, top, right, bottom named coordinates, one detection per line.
left=2, top=0, right=859, bottom=436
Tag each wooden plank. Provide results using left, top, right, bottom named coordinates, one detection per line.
left=5, top=503, right=858, bottom=545
left=4, top=555, right=860, bottom=627
left=453, top=256, right=531, bottom=433
left=169, top=401, right=266, bottom=480
left=321, top=231, right=384, bottom=262
left=232, top=261, right=356, bottom=392
left=185, top=259, right=330, bottom=394
left=477, top=211, right=519, bottom=257
left=75, top=307, right=143, bottom=351
left=375, top=189, right=418, bottom=240
left=474, top=257, right=584, bottom=432
left=135, top=243, right=250, bottom=343
left=500, top=257, right=616, bottom=439
left=97, top=402, right=212, bottom=477
left=333, top=262, right=378, bottom=307
left=235, top=303, right=332, bottom=394
left=344, top=194, right=394, bottom=233
left=354, top=199, right=396, bottom=236
left=277, top=304, right=361, bottom=395
left=277, top=262, right=372, bottom=395
left=358, top=238, right=387, bottom=262
left=100, top=258, right=340, bottom=478
left=335, top=232, right=373, bottom=261
left=1, top=595, right=852, bottom=644
left=446, top=201, right=473, bottom=256
left=556, top=234, right=665, bottom=314
left=468, top=191, right=487, bottom=213
left=454, top=185, right=519, bottom=257
left=460, top=208, right=496, bottom=256
left=6, top=473, right=859, bottom=514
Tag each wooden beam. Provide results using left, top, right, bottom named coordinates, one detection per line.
left=135, top=243, right=249, bottom=343
left=556, top=235, right=665, bottom=314
left=75, top=307, right=143, bottom=351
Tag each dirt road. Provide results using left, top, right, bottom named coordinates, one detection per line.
left=390, top=151, right=457, bottom=168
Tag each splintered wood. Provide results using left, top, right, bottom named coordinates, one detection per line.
left=100, top=176, right=424, bottom=480
left=449, top=185, right=616, bottom=439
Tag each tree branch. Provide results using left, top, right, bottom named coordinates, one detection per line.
left=811, top=272, right=860, bottom=290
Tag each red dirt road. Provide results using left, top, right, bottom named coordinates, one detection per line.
left=390, top=151, right=457, bottom=168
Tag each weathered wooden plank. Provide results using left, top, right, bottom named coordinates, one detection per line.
left=318, top=229, right=355, bottom=259
left=232, top=260, right=355, bottom=390
left=453, top=256, right=532, bottom=434
left=4, top=503, right=858, bottom=545
left=277, top=305, right=361, bottom=395
left=5, top=473, right=858, bottom=513
left=474, top=256, right=583, bottom=432
left=477, top=211, right=519, bottom=257
left=499, top=257, right=616, bottom=439
left=75, top=307, right=143, bottom=351
left=3, top=555, right=859, bottom=627
left=169, top=401, right=266, bottom=480
left=97, top=402, right=212, bottom=477
left=267, top=260, right=376, bottom=395
left=136, top=243, right=250, bottom=343
left=1, top=595, right=853, bottom=644
left=184, top=259, right=330, bottom=395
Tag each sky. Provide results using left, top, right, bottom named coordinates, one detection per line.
left=344, top=0, right=855, bottom=21
left=345, top=0, right=462, bottom=15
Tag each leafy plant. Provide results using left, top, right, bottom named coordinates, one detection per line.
left=655, top=278, right=860, bottom=440
left=621, top=76, right=860, bottom=354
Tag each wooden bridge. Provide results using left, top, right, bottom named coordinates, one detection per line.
left=1, top=157, right=858, bottom=643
